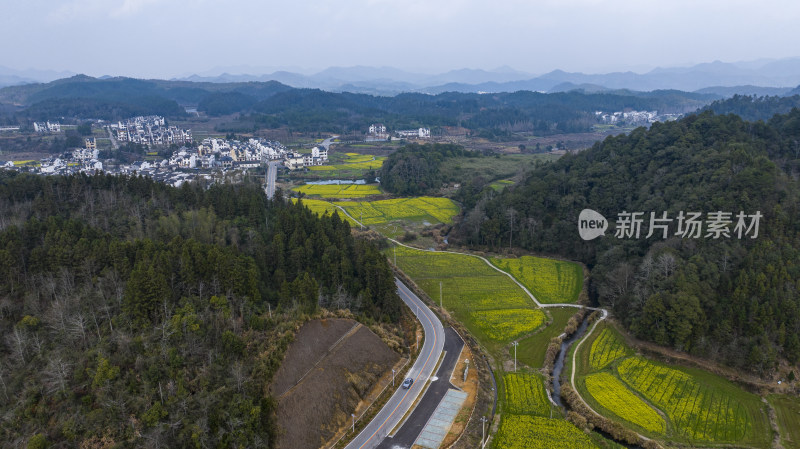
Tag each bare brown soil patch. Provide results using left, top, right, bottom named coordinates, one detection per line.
left=272, top=319, right=401, bottom=449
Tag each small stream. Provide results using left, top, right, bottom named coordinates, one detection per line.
left=550, top=315, right=644, bottom=449
left=551, top=316, right=590, bottom=407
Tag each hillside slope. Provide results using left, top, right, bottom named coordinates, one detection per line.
left=456, top=110, right=800, bottom=375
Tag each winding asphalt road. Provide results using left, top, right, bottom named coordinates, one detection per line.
left=344, top=278, right=445, bottom=449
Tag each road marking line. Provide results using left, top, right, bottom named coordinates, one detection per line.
left=353, top=284, right=439, bottom=448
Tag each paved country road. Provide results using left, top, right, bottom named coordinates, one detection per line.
left=344, top=278, right=445, bottom=449
left=377, top=327, right=464, bottom=449
left=265, top=161, right=278, bottom=199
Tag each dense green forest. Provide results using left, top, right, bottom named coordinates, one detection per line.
left=454, top=110, right=800, bottom=375
left=0, top=172, right=401, bottom=446
left=702, top=94, right=800, bottom=121
left=0, top=75, right=293, bottom=123
left=379, top=143, right=479, bottom=195
left=224, top=88, right=711, bottom=136
left=0, top=75, right=712, bottom=135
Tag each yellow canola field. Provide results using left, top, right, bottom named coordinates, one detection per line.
left=617, top=357, right=749, bottom=442
left=336, top=197, right=459, bottom=227
left=589, top=328, right=629, bottom=370
left=585, top=372, right=666, bottom=434
left=490, top=255, right=583, bottom=304
left=292, top=183, right=381, bottom=198
left=504, top=372, right=551, bottom=416
left=494, top=415, right=599, bottom=449
left=472, top=308, right=545, bottom=341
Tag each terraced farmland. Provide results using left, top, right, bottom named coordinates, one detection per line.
left=576, top=323, right=771, bottom=447
left=504, top=372, right=552, bottom=416
left=618, top=357, right=768, bottom=444
left=292, top=183, right=381, bottom=198
left=584, top=372, right=666, bottom=434
left=391, top=245, right=542, bottom=347
left=489, top=255, right=583, bottom=304
left=493, top=415, right=599, bottom=449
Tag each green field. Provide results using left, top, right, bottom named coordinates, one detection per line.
left=575, top=322, right=771, bottom=447
left=439, top=153, right=559, bottom=186
left=489, top=179, right=515, bottom=191
left=769, top=394, right=800, bottom=448
left=292, top=183, right=382, bottom=198
left=493, top=415, right=599, bottom=449
left=337, top=197, right=459, bottom=237
left=392, top=245, right=543, bottom=347
left=309, top=153, right=385, bottom=171
left=490, top=255, right=583, bottom=304
left=516, top=307, right=575, bottom=369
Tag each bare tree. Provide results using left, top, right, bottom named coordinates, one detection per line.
left=6, top=326, right=28, bottom=364
left=506, top=208, right=517, bottom=249
left=68, top=313, right=89, bottom=348
left=657, top=253, right=677, bottom=278
left=0, top=361, right=9, bottom=400
left=231, top=362, right=247, bottom=395
left=43, top=356, right=72, bottom=395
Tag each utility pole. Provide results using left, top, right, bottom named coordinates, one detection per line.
left=439, top=281, right=442, bottom=308
left=392, top=368, right=396, bottom=387
left=351, top=413, right=355, bottom=433
left=512, top=341, right=519, bottom=372
left=394, top=245, right=397, bottom=266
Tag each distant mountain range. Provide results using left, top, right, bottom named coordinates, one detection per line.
left=3, top=58, right=800, bottom=98
left=0, top=66, right=75, bottom=88
left=176, top=58, right=800, bottom=97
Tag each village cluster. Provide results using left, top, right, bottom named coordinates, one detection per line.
left=596, top=110, right=681, bottom=126
left=1, top=115, right=332, bottom=187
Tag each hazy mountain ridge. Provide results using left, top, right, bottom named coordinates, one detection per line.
left=170, top=58, right=800, bottom=96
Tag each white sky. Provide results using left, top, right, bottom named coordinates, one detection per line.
left=3, top=0, right=800, bottom=78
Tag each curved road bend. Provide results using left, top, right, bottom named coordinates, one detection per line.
left=344, top=278, right=445, bottom=449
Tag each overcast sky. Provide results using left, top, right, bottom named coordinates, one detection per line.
left=3, top=0, right=800, bottom=78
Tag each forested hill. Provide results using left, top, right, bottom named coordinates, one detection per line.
left=379, top=143, right=478, bottom=195
left=702, top=94, right=800, bottom=121
left=455, top=110, right=800, bottom=375
left=0, top=172, right=401, bottom=446
left=0, top=75, right=713, bottom=134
